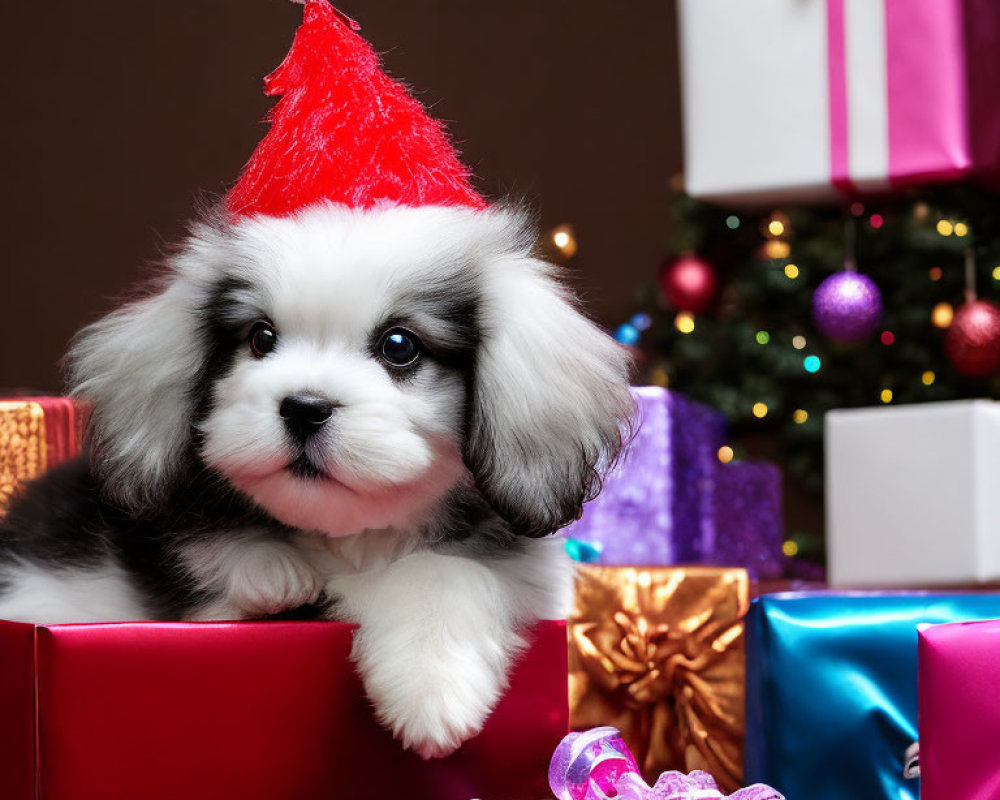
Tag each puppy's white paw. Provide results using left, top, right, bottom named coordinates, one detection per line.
left=228, top=541, right=323, bottom=616
left=361, top=642, right=506, bottom=759
left=186, top=536, right=323, bottom=620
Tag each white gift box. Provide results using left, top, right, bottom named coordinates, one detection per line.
left=677, top=0, right=1000, bottom=204
left=826, top=400, right=1000, bottom=586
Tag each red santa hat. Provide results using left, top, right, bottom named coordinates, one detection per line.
left=226, top=0, right=486, bottom=218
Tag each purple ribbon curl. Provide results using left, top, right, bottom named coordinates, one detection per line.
left=549, top=727, right=784, bottom=800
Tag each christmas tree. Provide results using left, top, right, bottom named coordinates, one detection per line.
left=618, top=186, right=1000, bottom=562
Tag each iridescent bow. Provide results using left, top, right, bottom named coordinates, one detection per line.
left=550, top=727, right=784, bottom=800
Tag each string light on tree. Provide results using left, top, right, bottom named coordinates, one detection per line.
left=675, top=312, right=696, bottom=334
left=762, top=210, right=792, bottom=259
left=717, top=446, right=734, bottom=464
left=932, top=302, right=955, bottom=328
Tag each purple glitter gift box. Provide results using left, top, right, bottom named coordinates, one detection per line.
left=566, top=387, right=784, bottom=576
left=712, top=461, right=784, bottom=579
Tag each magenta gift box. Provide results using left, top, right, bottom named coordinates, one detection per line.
left=918, top=619, right=1000, bottom=800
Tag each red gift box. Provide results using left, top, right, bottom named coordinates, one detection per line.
left=0, top=618, right=567, bottom=800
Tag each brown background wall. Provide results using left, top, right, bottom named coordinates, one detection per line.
left=1, top=1, right=682, bottom=391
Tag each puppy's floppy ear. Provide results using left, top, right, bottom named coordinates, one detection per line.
left=466, top=212, right=634, bottom=538
left=67, top=243, right=214, bottom=512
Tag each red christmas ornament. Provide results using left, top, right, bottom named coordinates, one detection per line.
left=945, top=300, right=1000, bottom=377
left=658, top=255, right=719, bottom=313
left=227, top=0, right=485, bottom=218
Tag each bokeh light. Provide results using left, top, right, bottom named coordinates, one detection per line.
left=793, top=409, right=809, bottom=424
left=614, top=323, right=640, bottom=346
left=803, top=355, right=821, bottom=373
left=764, top=240, right=791, bottom=259
left=752, top=402, right=768, bottom=418
left=717, top=446, right=734, bottom=464
left=880, top=389, right=893, bottom=403
left=922, top=370, right=936, bottom=386
left=675, top=312, right=695, bottom=334
left=551, top=224, right=578, bottom=258
left=932, top=302, right=955, bottom=329
left=937, top=219, right=954, bottom=236
left=631, top=313, right=652, bottom=331
left=784, top=263, right=800, bottom=279
left=792, top=335, right=807, bottom=350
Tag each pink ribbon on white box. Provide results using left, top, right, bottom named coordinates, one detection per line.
left=824, top=0, right=993, bottom=195
left=679, top=0, right=1000, bottom=203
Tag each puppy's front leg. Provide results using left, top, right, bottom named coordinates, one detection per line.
left=333, top=550, right=525, bottom=759
left=182, top=530, right=323, bottom=621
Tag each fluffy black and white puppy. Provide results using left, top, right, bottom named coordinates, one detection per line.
left=0, top=201, right=632, bottom=757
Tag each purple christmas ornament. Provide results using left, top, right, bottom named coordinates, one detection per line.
left=812, top=271, right=883, bottom=342
left=549, top=727, right=784, bottom=800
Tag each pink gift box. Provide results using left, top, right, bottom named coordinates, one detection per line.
left=918, top=619, right=1000, bottom=800
left=680, top=0, right=1000, bottom=203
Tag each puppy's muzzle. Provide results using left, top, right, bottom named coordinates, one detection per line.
left=279, top=394, right=336, bottom=442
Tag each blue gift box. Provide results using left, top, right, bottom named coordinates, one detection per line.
left=745, top=592, right=1000, bottom=800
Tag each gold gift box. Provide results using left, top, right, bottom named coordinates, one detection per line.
left=568, top=564, right=749, bottom=793
left=0, top=398, right=80, bottom=516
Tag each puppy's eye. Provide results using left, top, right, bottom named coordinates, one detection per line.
left=249, top=321, right=277, bottom=358
left=378, top=328, right=421, bottom=367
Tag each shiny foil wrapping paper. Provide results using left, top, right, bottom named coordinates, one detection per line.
left=745, top=592, right=1000, bottom=800
left=919, top=619, right=1000, bottom=800
left=566, top=387, right=784, bottom=576
left=0, top=398, right=79, bottom=516
left=0, top=619, right=568, bottom=800
left=568, top=565, right=750, bottom=794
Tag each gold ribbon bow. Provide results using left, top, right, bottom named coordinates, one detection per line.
left=568, top=565, right=749, bottom=794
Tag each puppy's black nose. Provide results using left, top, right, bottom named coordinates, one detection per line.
left=280, top=395, right=335, bottom=441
